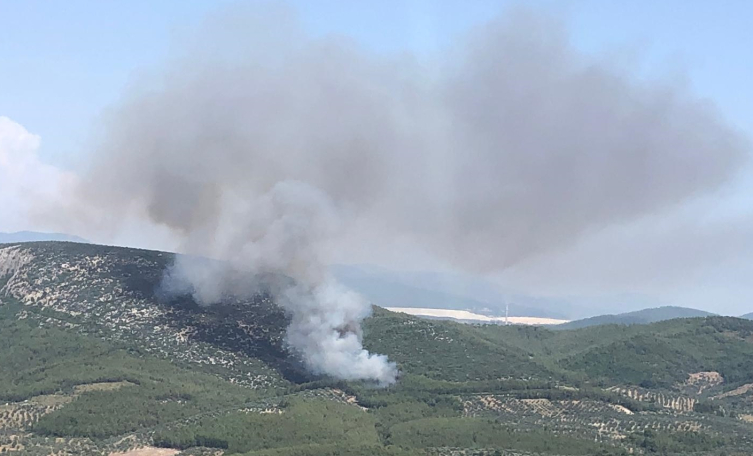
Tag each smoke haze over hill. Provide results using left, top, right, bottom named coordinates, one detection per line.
left=34, top=6, right=750, bottom=381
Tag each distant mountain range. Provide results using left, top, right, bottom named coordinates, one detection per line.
left=741, top=312, right=753, bottom=320
left=555, top=306, right=715, bottom=329
left=0, top=231, right=88, bottom=244
left=331, top=264, right=669, bottom=320
left=331, top=264, right=572, bottom=319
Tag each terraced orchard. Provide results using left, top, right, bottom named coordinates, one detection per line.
left=2, top=242, right=753, bottom=455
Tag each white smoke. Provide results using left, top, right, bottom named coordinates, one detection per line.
left=58, top=6, right=747, bottom=383
left=158, top=180, right=398, bottom=384
left=281, top=280, right=397, bottom=383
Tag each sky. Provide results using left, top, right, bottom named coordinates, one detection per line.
left=1, top=1, right=753, bottom=314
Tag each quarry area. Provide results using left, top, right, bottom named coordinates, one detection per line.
left=384, top=307, right=569, bottom=326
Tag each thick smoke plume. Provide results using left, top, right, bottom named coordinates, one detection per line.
left=70, top=7, right=747, bottom=383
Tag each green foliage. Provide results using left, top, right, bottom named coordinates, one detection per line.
left=34, top=377, right=253, bottom=438
left=627, top=429, right=728, bottom=454
left=0, top=307, right=258, bottom=438
left=152, top=399, right=380, bottom=454
left=473, top=314, right=753, bottom=388
left=240, top=444, right=418, bottom=456
left=561, top=318, right=753, bottom=386
left=0, top=311, right=134, bottom=401
left=363, top=308, right=560, bottom=382
left=387, top=418, right=622, bottom=454
left=371, top=399, right=461, bottom=441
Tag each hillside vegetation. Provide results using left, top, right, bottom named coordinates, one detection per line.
left=2, top=242, right=753, bottom=455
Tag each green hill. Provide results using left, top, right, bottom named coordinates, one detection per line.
left=2, top=241, right=753, bottom=455
left=555, top=306, right=715, bottom=329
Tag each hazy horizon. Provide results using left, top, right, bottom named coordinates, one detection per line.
left=2, top=1, right=753, bottom=315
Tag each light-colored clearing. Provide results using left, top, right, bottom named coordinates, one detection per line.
left=27, top=394, right=73, bottom=407
left=683, top=371, right=724, bottom=394
left=385, top=307, right=569, bottom=325
left=557, top=386, right=579, bottom=392
left=0, top=434, right=24, bottom=453
left=520, top=398, right=558, bottom=416
left=739, top=414, right=753, bottom=423
left=74, top=381, right=135, bottom=394
left=607, top=404, right=634, bottom=415
left=686, top=371, right=723, bottom=385
left=714, top=382, right=753, bottom=399
left=109, top=447, right=179, bottom=456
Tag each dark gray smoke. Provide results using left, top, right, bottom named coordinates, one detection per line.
left=70, top=7, right=746, bottom=383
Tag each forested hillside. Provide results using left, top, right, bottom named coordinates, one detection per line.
left=2, top=242, right=753, bottom=455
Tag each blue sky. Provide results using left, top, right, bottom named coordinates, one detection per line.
left=2, top=1, right=753, bottom=313
left=2, top=0, right=751, bottom=170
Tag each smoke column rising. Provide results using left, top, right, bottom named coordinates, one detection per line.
left=68, top=6, right=747, bottom=383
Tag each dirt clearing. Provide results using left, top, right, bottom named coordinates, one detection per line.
left=109, top=447, right=179, bottom=456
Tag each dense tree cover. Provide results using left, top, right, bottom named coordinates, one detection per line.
left=364, top=309, right=753, bottom=388
left=0, top=305, right=262, bottom=438
left=152, top=399, right=381, bottom=453
left=561, top=319, right=753, bottom=386
left=363, top=308, right=561, bottom=382
left=387, top=418, right=626, bottom=455
left=240, top=444, right=417, bottom=456
left=0, top=306, right=136, bottom=401
left=309, top=374, right=650, bottom=413
left=290, top=374, right=558, bottom=400
left=150, top=399, right=626, bottom=455
left=34, top=380, right=254, bottom=438
left=626, top=429, right=728, bottom=454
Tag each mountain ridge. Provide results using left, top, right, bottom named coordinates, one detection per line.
left=331, top=264, right=571, bottom=319
left=555, top=305, right=715, bottom=330
left=0, top=230, right=89, bottom=244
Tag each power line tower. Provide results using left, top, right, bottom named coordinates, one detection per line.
left=505, top=303, right=509, bottom=326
